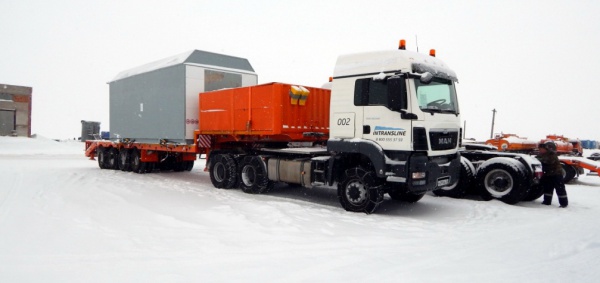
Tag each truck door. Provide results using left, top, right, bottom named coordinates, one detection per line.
left=356, top=76, right=412, bottom=151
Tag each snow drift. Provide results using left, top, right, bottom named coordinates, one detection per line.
left=1, top=136, right=599, bottom=282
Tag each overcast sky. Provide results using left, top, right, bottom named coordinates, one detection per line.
left=1, top=0, right=599, bottom=141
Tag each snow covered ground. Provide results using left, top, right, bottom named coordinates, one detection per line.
left=1, top=136, right=599, bottom=282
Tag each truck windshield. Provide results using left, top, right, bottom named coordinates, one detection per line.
left=415, top=78, right=458, bottom=114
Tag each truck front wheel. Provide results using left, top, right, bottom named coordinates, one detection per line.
left=337, top=167, right=383, bottom=214
left=477, top=158, right=528, bottom=204
left=209, top=154, right=238, bottom=189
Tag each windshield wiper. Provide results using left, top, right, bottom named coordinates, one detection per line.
left=421, top=107, right=456, bottom=115
left=423, top=107, right=442, bottom=113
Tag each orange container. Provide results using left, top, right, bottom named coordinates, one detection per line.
left=199, top=83, right=330, bottom=142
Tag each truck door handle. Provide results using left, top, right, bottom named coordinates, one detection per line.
left=363, top=125, right=371, bottom=134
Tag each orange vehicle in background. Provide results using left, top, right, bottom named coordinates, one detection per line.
left=484, top=133, right=597, bottom=183
left=485, top=133, right=538, bottom=153
left=541, top=135, right=582, bottom=156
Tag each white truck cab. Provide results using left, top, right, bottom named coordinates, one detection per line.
left=327, top=46, right=462, bottom=200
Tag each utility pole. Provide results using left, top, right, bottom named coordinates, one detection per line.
left=490, top=109, right=497, bottom=139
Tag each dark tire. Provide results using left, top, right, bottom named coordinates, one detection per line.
left=433, top=156, right=474, bottom=198
left=118, top=148, right=131, bottom=172
left=561, top=163, right=576, bottom=183
left=522, top=184, right=544, bottom=201
left=185, top=161, right=194, bottom=171
left=476, top=157, right=529, bottom=204
left=97, top=147, right=107, bottom=169
left=144, top=162, right=155, bottom=173
left=130, top=149, right=146, bottom=174
left=173, top=163, right=184, bottom=172
left=106, top=148, right=119, bottom=169
left=337, top=167, right=384, bottom=213
left=158, top=158, right=173, bottom=171
left=209, top=154, right=238, bottom=189
left=238, top=156, right=273, bottom=194
left=388, top=189, right=426, bottom=203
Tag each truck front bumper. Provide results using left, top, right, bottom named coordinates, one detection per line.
left=387, top=153, right=461, bottom=193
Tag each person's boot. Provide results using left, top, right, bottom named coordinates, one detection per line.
left=559, top=196, right=568, bottom=208
left=542, top=195, right=552, bottom=205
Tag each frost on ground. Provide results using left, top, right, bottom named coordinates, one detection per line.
left=1, top=136, right=599, bottom=282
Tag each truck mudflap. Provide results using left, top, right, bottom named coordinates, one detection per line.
left=403, top=153, right=461, bottom=193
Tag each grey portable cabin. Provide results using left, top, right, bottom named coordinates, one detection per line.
left=81, top=120, right=100, bottom=142
left=109, top=50, right=258, bottom=144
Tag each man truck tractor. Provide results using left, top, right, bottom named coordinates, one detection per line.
left=86, top=41, right=464, bottom=213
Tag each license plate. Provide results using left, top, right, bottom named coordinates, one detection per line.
left=437, top=177, right=450, bottom=187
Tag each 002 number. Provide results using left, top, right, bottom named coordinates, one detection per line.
left=337, top=118, right=351, bottom=126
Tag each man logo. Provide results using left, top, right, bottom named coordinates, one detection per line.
left=439, top=137, right=452, bottom=145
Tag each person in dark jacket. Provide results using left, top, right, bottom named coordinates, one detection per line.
left=537, top=141, right=568, bottom=207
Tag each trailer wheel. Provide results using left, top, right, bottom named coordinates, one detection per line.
left=477, top=157, right=528, bottom=204
left=118, top=148, right=131, bottom=172
left=144, top=162, right=155, bottom=173
left=561, top=163, right=577, bottom=183
left=239, top=156, right=273, bottom=194
left=97, top=147, right=107, bottom=169
left=388, top=189, right=426, bottom=203
left=158, top=157, right=174, bottom=171
left=209, top=154, right=238, bottom=189
left=107, top=148, right=119, bottom=169
left=185, top=161, right=194, bottom=171
left=337, top=167, right=384, bottom=213
left=130, top=149, right=147, bottom=174
left=433, top=156, right=475, bottom=198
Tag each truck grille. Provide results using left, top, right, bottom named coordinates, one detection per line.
left=429, top=130, right=458, bottom=150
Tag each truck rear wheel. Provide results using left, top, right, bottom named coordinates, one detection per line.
left=522, top=185, right=544, bottom=201
left=433, top=156, right=474, bottom=198
left=239, top=156, right=273, bottom=194
left=477, top=157, right=528, bottom=204
left=561, top=163, right=576, bottom=183
left=337, top=167, right=384, bottom=213
left=209, top=154, right=238, bottom=189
